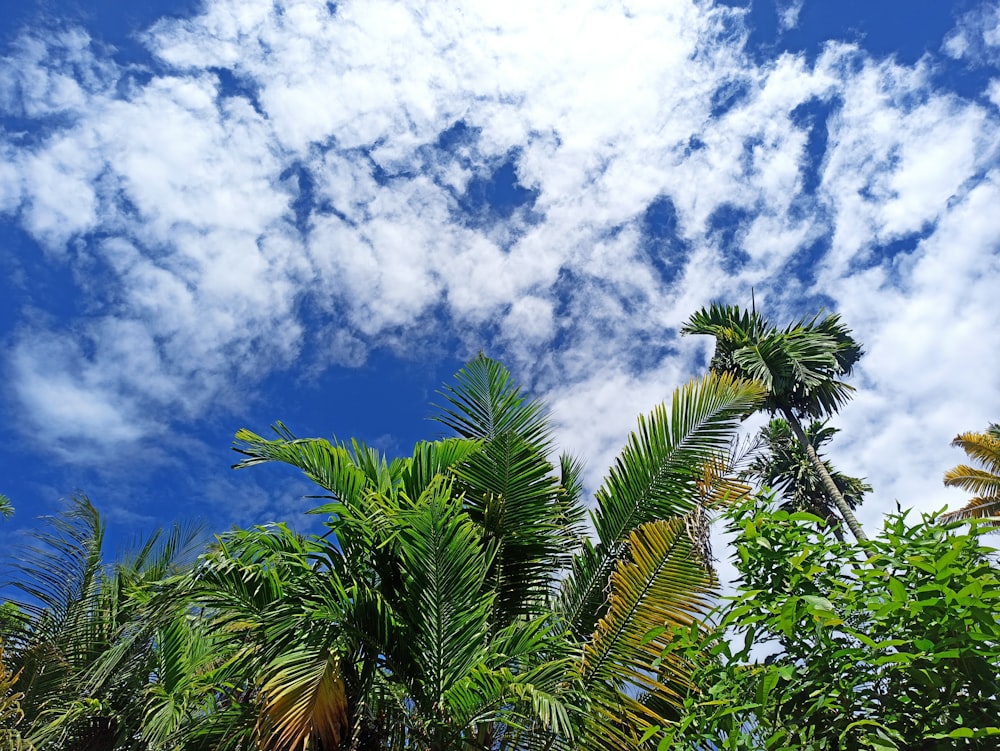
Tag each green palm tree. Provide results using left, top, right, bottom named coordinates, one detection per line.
left=1, top=496, right=204, bottom=751
left=177, top=355, right=764, bottom=750
left=744, top=419, right=871, bottom=540
left=0, top=495, right=13, bottom=521
left=941, top=423, right=1000, bottom=526
left=681, top=303, right=869, bottom=542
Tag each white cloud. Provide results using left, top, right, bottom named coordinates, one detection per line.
left=777, top=0, right=805, bottom=32
left=0, top=0, right=998, bottom=535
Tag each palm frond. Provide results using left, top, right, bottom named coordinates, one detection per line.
left=389, top=478, right=495, bottom=710
left=452, top=430, right=567, bottom=625
left=940, top=496, right=1000, bottom=526
left=433, top=353, right=551, bottom=447
left=560, top=372, right=763, bottom=637
left=942, top=465, right=1000, bottom=497
left=581, top=518, right=716, bottom=744
left=258, top=649, right=349, bottom=751
left=233, top=424, right=372, bottom=508
left=950, top=429, right=1000, bottom=475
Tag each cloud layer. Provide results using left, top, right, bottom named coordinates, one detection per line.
left=2, top=0, right=999, bottom=527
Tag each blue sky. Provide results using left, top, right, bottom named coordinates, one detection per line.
left=1, top=0, right=999, bottom=555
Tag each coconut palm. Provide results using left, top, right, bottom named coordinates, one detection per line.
left=681, top=303, right=869, bottom=542
left=0, top=495, right=13, bottom=521
left=941, top=423, right=1000, bottom=526
left=177, top=354, right=764, bottom=750
left=744, top=418, right=870, bottom=540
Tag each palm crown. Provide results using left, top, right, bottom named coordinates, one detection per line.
left=941, top=423, right=1000, bottom=526
left=681, top=303, right=869, bottom=542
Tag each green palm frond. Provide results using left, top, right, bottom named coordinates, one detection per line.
left=561, top=372, right=764, bottom=637
left=682, top=304, right=862, bottom=421
left=234, top=424, right=374, bottom=506
left=436, top=354, right=587, bottom=626
left=0, top=495, right=13, bottom=521
left=433, top=353, right=552, bottom=446
left=580, top=518, right=716, bottom=748
left=451, top=431, right=568, bottom=625
left=390, top=477, right=495, bottom=712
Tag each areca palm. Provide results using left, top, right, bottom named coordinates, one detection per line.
left=185, top=354, right=763, bottom=750
left=745, top=419, right=870, bottom=540
left=681, top=303, right=869, bottom=542
left=941, top=423, right=1000, bottom=526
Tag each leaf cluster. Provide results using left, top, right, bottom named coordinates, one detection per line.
left=659, top=499, right=1000, bottom=750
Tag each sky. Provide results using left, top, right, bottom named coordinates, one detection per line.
left=1, top=0, right=999, bottom=559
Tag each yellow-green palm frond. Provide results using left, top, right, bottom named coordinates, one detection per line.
left=257, top=649, right=349, bottom=751
left=940, top=496, right=1000, bottom=526
left=944, top=465, right=1000, bottom=497
left=560, top=372, right=764, bottom=639
left=943, top=424, right=1000, bottom=527
left=950, top=427, right=1000, bottom=474
left=580, top=518, right=716, bottom=749
left=697, top=455, right=752, bottom=510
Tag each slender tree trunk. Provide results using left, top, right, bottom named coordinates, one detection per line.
left=781, top=408, right=869, bottom=543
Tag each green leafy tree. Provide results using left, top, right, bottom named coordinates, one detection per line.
left=744, top=418, right=870, bottom=540
left=172, top=355, right=764, bottom=750
left=681, top=304, right=868, bottom=541
left=942, top=423, right=1000, bottom=526
left=660, top=500, right=1000, bottom=750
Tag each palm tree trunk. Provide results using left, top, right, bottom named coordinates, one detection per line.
left=781, top=408, right=869, bottom=542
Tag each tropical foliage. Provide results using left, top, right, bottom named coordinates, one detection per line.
left=161, top=355, right=763, bottom=750
left=0, top=496, right=204, bottom=751
left=2, top=328, right=998, bottom=751
left=744, top=418, right=870, bottom=539
left=681, top=304, right=868, bottom=541
left=659, top=499, right=1000, bottom=750
left=942, top=423, right=1000, bottom=526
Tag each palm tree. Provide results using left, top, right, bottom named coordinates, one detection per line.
left=681, top=303, right=869, bottom=542
left=744, top=418, right=870, bottom=540
left=1, top=496, right=204, bottom=750
left=0, top=495, right=13, bottom=521
left=176, top=354, right=764, bottom=750
left=941, top=423, right=1000, bottom=526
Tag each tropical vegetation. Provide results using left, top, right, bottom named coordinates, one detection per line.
left=1, top=355, right=765, bottom=750
left=0, top=310, right=997, bottom=751
left=681, top=304, right=868, bottom=541
left=942, top=423, right=1000, bottom=526
left=743, top=418, right=870, bottom=540
left=658, top=499, right=1000, bottom=749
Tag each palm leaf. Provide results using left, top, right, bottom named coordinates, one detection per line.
left=560, top=372, right=764, bottom=637
left=389, top=478, right=495, bottom=711
left=580, top=519, right=716, bottom=748
left=942, top=465, right=1000, bottom=497
left=940, top=496, right=1000, bottom=525
left=258, top=649, right=349, bottom=751
left=433, top=353, right=551, bottom=446
left=949, top=427, right=1000, bottom=475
